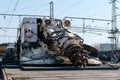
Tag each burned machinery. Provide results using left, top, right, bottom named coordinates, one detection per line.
left=17, top=17, right=98, bottom=67
left=41, top=19, right=88, bottom=67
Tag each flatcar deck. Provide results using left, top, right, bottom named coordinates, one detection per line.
left=2, top=68, right=120, bottom=80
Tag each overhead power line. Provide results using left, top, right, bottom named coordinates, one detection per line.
left=15, top=3, right=49, bottom=14
left=7, top=0, right=20, bottom=28
left=0, top=35, right=16, bottom=37
left=16, top=3, right=48, bottom=11
left=0, top=27, right=18, bottom=29
left=65, top=16, right=112, bottom=21
left=72, top=26, right=109, bottom=32
left=56, top=0, right=83, bottom=16
left=0, top=13, right=50, bottom=17
left=13, top=0, right=20, bottom=13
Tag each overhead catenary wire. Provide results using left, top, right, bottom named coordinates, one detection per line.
left=54, top=0, right=61, bottom=5
left=65, top=16, right=112, bottom=21
left=66, top=15, right=112, bottom=35
left=0, top=13, right=50, bottom=17
left=6, top=0, right=12, bottom=14
left=68, top=1, right=109, bottom=17
left=15, top=3, right=49, bottom=13
left=7, top=0, right=20, bottom=28
left=56, top=0, right=83, bottom=17
left=0, top=35, right=16, bottom=37
left=16, top=3, right=48, bottom=11
left=23, top=5, right=49, bottom=14
left=1, top=0, right=20, bottom=43
left=71, top=26, right=109, bottom=32
left=0, top=27, right=18, bottom=29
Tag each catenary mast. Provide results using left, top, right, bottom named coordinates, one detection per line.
left=109, top=0, right=118, bottom=50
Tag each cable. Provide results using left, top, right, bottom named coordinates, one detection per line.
left=5, top=0, right=20, bottom=43
left=13, top=2, right=50, bottom=16
left=54, top=0, right=61, bottom=5
left=0, top=29, right=6, bottom=32
left=12, top=0, right=20, bottom=14
left=65, top=16, right=112, bottom=21
left=71, top=26, right=109, bottom=32
left=0, top=35, right=16, bottom=37
left=7, top=0, right=20, bottom=28
left=0, top=13, right=50, bottom=17
left=0, top=27, right=18, bottom=29
left=68, top=1, right=108, bottom=17
left=23, top=4, right=49, bottom=14
left=7, top=0, right=12, bottom=13
left=56, top=0, right=83, bottom=17
left=87, top=5, right=109, bottom=18
left=16, top=3, right=48, bottom=12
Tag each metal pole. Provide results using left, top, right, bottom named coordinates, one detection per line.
left=111, top=0, right=117, bottom=50
left=50, top=2, right=54, bottom=19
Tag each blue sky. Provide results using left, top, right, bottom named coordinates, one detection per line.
left=0, top=0, right=120, bottom=45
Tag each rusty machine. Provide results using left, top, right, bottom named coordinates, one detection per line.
left=9, top=17, right=100, bottom=68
